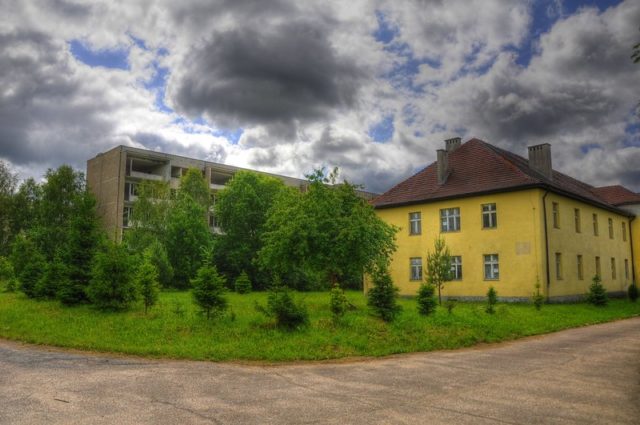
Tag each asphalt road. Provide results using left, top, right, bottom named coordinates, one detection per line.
left=1, top=318, right=639, bottom=425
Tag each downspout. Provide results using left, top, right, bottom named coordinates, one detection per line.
left=630, top=216, right=636, bottom=284
left=542, top=191, right=551, bottom=301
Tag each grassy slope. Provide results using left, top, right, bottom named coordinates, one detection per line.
left=0, top=291, right=638, bottom=361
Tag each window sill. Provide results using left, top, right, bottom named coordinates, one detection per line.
left=484, top=278, right=500, bottom=281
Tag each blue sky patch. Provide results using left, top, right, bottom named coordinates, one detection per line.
left=373, top=10, right=397, bottom=44
left=369, top=115, right=395, bottom=143
left=214, top=129, right=244, bottom=145
left=580, top=143, right=602, bottom=154
left=69, top=40, right=129, bottom=70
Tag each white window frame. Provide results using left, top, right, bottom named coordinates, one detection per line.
left=123, top=206, right=133, bottom=228
left=482, top=203, right=497, bottom=229
left=409, top=212, right=422, bottom=235
left=483, top=254, right=499, bottom=280
left=450, top=256, right=462, bottom=280
left=441, top=208, right=461, bottom=232
left=410, top=257, right=422, bottom=281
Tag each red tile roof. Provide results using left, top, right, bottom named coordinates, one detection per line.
left=592, top=185, right=640, bottom=206
left=371, top=138, right=634, bottom=216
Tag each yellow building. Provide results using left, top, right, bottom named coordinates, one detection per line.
left=369, top=138, right=639, bottom=301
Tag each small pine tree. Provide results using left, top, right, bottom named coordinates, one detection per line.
left=145, top=240, right=174, bottom=288
left=426, top=237, right=452, bottom=305
left=586, top=275, right=608, bottom=306
left=532, top=280, right=545, bottom=311
left=628, top=282, right=638, bottom=303
left=35, top=256, right=69, bottom=299
left=256, top=280, right=309, bottom=329
left=367, top=267, right=401, bottom=322
left=329, top=283, right=348, bottom=320
left=486, top=286, right=497, bottom=314
left=87, top=242, right=138, bottom=310
left=191, top=263, right=227, bottom=319
left=11, top=233, right=45, bottom=298
left=234, top=271, right=252, bottom=294
left=416, top=283, right=437, bottom=316
left=136, top=256, right=160, bottom=314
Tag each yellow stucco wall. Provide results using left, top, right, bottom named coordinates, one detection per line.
left=545, top=193, right=633, bottom=297
left=373, top=188, right=635, bottom=299
left=373, top=189, right=545, bottom=298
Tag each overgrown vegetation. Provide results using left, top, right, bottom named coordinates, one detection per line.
left=416, top=283, right=437, bottom=316
left=329, top=283, right=349, bottom=320
left=628, top=282, right=638, bottom=303
left=486, top=286, right=498, bottom=314
left=256, top=282, right=309, bottom=329
left=191, top=261, right=228, bottom=320
left=532, top=281, right=545, bottom=311
left=234, top=271, right=252, bottom=294
left=367, top=267, right=401, bottom=322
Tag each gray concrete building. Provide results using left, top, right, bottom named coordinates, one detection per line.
left=87, top=145, right=376, bottom=240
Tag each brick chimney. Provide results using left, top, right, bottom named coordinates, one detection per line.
left=445, top=137, right=461, bottom=152
left=528, top=143, right=552, bottom=180
left=437, top=149, right=449, bottom=184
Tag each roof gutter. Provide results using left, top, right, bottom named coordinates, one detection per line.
left=542, top=191, right=551, bottom=301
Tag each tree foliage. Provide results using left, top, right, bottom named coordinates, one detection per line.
left=136, top=254, right=160, bottom=314
left=259, top=168, right=397, bottom=290
left=166, top=170, right=212, bottom=288
left=367, top=266, right=401, bottom=322
left=0, top=160, right=18, bottom=254
left=143, top=240, right=174, bottom=288
left=234, top=271, right=252, bottom=294
left=486, top=286, right=498, bottom=314
left=191, top=262, right=227, bottom=319
left=426, top=237, right=451, bottom=305
left=628, top=282, right=639, bottom=303
left=36, top=255, right=69, bottom=299
left=11, top=233, right=45, bottom=298
left=417, top=283, right=437, bottom=316
left=329, top=283, right=349, bottom=320
left=87, top=242, right=138, bottom=310
left=256, top=281, right=309, bottom=329
left=586, top=274, right=608, bottom=306
left=214, top=171, right=285, bottom=288
left=125, top=180, right=171, bottom=252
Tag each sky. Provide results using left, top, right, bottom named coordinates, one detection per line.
left=0, top=0, right=639, bottom=194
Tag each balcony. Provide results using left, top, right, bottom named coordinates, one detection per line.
left=130, top=170, right=164, bottom=181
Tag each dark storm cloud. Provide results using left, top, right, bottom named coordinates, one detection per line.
left=169, top=19, right=366, bottom=130
left=0, top=29, right=116, bottom=169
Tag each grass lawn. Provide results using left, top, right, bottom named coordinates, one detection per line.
left=0, top=290, right=639, bottom=362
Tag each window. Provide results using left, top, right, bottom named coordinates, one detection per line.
left=482, top=203, right=497, bottom=229
left=611, top=258, right=616, bottom=279
left=574, top=208, right=581, bottom=233
left=577, top=255, right=584, bottom=280
left=552, top=202, right=560, bottom=228
left=409, top=212, right=422, bottom=235
left=484, top=254, right=499, bottom=280
left=208, top=214, right=219, bottom=229
left=123, top=206, right=133, bottom=228
left=441, top=208, right=461, bottom=232
left=608, top=218, right=614, bottom=239
left=410, top=257, right=422, bottom=281
left=450, top=256, right=462, bottom=280
left=555, top=253, right=563, bottom=280
left=593, top=213, right=599, bottom=236
left=622, top=222, right=627, bottom=242
left=625, top=259, right=629, bottom=280
left=595, top=256, right=601, bottom=277
left=124, top=182, right=138, bottom=201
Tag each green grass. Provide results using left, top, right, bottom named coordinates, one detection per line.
left=0, top=290, right=639, bottom=362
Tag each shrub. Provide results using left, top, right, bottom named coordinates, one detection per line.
left=11, top=233, right=45, bottom=298
left=35, top=256, right=69, bottom=299
left=445, top=298, right=457, bottom=314
left=532, top=281, right=545, bottom=311
left=628, top=282, right=638, bottom=303
left=87, top=242, right=138, bottom=310
left=367, top=267, right=401, bottom=322
left=256, top=282, right=309, bottom=329
left=144, top=240, right=174, bottom=288
left=234, top=271, right=252, bottom=294
left=416, top=283, right=437, bottom=316
left=0, top=257, right=16, bottom=292
left=191, top=263, right=228, bottom=319
left=586, top=275, right=608, bottom=307
left=486, top=286, right=497, bottom=314
left=329, top=283, right=348, bottom=320
left=136, top=256, right=160, bottom=314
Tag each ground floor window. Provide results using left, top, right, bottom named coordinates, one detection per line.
left=450, top=256, right=462, bottom=280
left=410, top=257, right=422, bottom=281
left=483, top=254, right=499, bottom=280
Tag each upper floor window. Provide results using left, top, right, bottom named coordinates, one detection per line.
left=622, top=222, right=627, bottom=242
left=441, top=208, right=460, bottom=232
left=482, top=204, right=497, bottom=229
left=593, top=213, right=599, bottom=236
left=552, top=202, right=560, bottom=228
left=410, top=257, right=423, bottom=281
left=574, top=208, right=581, bottom=233
left=483, top=254, right=499, bottom=280
left=450, top=256, right=462, bottom=280
left=409, top=212, right=422, bottom=235
left=608, top=218, right=614, bottom=239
